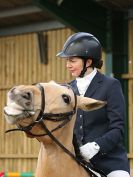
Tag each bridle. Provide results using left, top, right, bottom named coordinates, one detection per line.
left=6, top=83, right=77, bottom=136
left=5, top=83, right=106, bottom=177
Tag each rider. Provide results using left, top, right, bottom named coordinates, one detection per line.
left=56, top=32, right=130, bottom=177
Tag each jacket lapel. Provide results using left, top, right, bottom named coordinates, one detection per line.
left=84, top=71, right=103, bottom=97
left=70, top=80, right=80, bottom=95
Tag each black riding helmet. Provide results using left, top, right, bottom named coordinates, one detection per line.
left=56, top=32, right=102, bottom=77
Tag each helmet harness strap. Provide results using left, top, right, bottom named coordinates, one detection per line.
left=79, top=59, right=89, bottom=78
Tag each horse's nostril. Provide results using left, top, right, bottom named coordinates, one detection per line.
left=8, top=87, right=16, bottom=100
left=22, top=92, right=31, bottom=100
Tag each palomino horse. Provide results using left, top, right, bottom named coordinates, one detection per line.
left=4, top=82, right=106, bottom=177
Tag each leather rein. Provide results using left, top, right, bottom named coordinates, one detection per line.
left=5, top=83, right=106, bottom=177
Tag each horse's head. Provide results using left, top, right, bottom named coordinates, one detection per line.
left=4, top=81, right=106, bottom=138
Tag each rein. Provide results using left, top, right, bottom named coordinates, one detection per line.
left=40, top=120, right=106, bottom=177
left=5, top=83, right=107, bottom=177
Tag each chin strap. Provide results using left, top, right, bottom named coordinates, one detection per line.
left=79, top=58, right=90, bottom=78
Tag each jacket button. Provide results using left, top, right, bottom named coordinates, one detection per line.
left=101, top=152, right=106, bottom=155
left=80, top=115, right=83, bottom=118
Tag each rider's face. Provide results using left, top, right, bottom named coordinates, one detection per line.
left=66, top=57, right=83, bottom=77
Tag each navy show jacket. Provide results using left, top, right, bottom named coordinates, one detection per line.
left=70, top=71, right=130, bottom=175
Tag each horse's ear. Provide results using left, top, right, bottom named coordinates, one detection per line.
left=77, top=96, right=106, bottom=111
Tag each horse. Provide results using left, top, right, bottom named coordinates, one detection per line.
left=4, top=81, right=106, bottom=177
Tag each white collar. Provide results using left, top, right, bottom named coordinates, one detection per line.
left=76, top=68, right=97, bottom=95
left=76, top=68, right=97, bottom=82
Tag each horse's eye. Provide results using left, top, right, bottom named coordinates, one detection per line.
left=62, top=94, right=71, bottom=104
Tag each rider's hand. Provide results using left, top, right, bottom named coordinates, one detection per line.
left=80, top=142, right=100, bottom=161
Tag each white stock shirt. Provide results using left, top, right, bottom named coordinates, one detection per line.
left=76, top=68, right=97, bottom=96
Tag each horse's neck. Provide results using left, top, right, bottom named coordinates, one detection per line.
left=35, top=142, right=73, bottom=177
left=35, top=118, right=89, bottom=177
